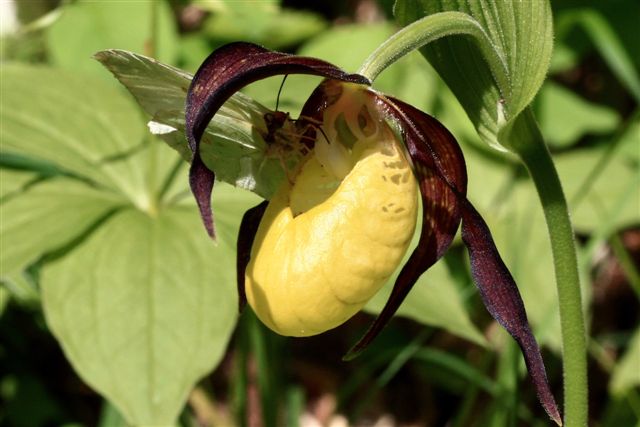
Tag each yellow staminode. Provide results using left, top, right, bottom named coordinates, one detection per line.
left=245, top=84, right=418, bottom=336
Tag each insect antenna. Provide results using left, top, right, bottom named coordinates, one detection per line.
left=275, top=74, right=289, bottom=112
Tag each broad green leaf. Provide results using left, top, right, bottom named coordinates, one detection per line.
left=1, top=272, right=39, bottom=305
left=0, top=65, right=154, bottom=207
left=394, top=0, right=553, bottom=150
left=556, top=126, right=640, bottom=232
left=0, top=178, right=125, bottom=284
left=95, top=49, right=285, bottom=199
left=47, top=0, right=177, bottom=78
left=366, top=215, right=486, bottom=347
left=536, top=82, right=620, bottom=148
left=616, top=119, right=640, bottom=162
left=0, top=169, right=37, bottom=200
left=609, top=327, right=640, bottom=395
left=41, top=183, right=259, bottom=425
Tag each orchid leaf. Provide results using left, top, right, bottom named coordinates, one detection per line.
left=95, top=49, right=285, bottom=199
left=394, top=0, right=554, bottom=150
left=41, top=184, right=254, bottom=425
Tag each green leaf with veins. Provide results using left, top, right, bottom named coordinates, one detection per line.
left=0, top=169, right=38, bottom=200
left=0, top=178, right=126, bottom=283
left=42, top=185, right=258, bottom=425
left=1, top=63, right=256, bottom=425
left=95, top=49, right=285, bottom=199
left=393, top=0, right=554, bottom=150
left=1, top=65, right=151, bottom=208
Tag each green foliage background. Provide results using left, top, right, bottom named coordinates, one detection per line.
left=1, top=0, right=638, bottom=426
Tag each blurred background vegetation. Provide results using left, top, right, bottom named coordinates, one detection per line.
left=0, top=0, right=638, bottom=426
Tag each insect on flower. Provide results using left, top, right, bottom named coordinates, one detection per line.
left=185, top=42, right=563, bottom=425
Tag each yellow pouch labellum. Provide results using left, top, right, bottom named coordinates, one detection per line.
left=246, top=86, right=418, bottom=336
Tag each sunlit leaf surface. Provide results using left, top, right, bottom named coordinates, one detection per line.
left=1, top=62, right=258, bottom=425
left=0, top=178, right=125, bottom=282
left=41, top=192, right=247, bottom=424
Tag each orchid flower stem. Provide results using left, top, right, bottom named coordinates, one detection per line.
left=509, top=109, right=588, bottom=427
left=357, top=12, right=510, bottom=96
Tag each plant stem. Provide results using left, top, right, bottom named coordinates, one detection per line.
left=357, top=11, right=509, bottom=97
left=509, top=108, right=588, bottom=427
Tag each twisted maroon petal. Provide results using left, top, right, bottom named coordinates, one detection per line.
left=185, top=42, right=370, bottom=238
left=236, top=201, right=268, bottom=312
left=345, top=93, right=561, bottom=425
left=460, top=199, right=562, bottom=425
left=344, top=94, right=467, bottom=360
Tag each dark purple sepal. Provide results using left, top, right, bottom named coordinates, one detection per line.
left=185, top=42, right=369, bottom=236
left=344, top=94, right=467, bottom=360
left=351, top=94, right=562, bottom=425
left=189, top=157, right=216, bottom=238
left=236, top=201, right=269, bottom=312
left=460, top=199, right=562, bottom=426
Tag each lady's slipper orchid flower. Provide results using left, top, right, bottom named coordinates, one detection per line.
left=185, top=42, right=561, bottom=425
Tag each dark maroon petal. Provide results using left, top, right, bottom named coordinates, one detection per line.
left=189, top=157, right=216, bottom=238
left=460, top=199, right=562, bottom=425
left=185, top=42, right=370, bottom=237
left=344, top=94, right=467, bottom=360
left=345, top=93, right=561, bottom=424
left=236, top=201, right=269, bottom=312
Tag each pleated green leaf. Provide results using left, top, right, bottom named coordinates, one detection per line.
left=394, top=0, right=553, bottom=150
